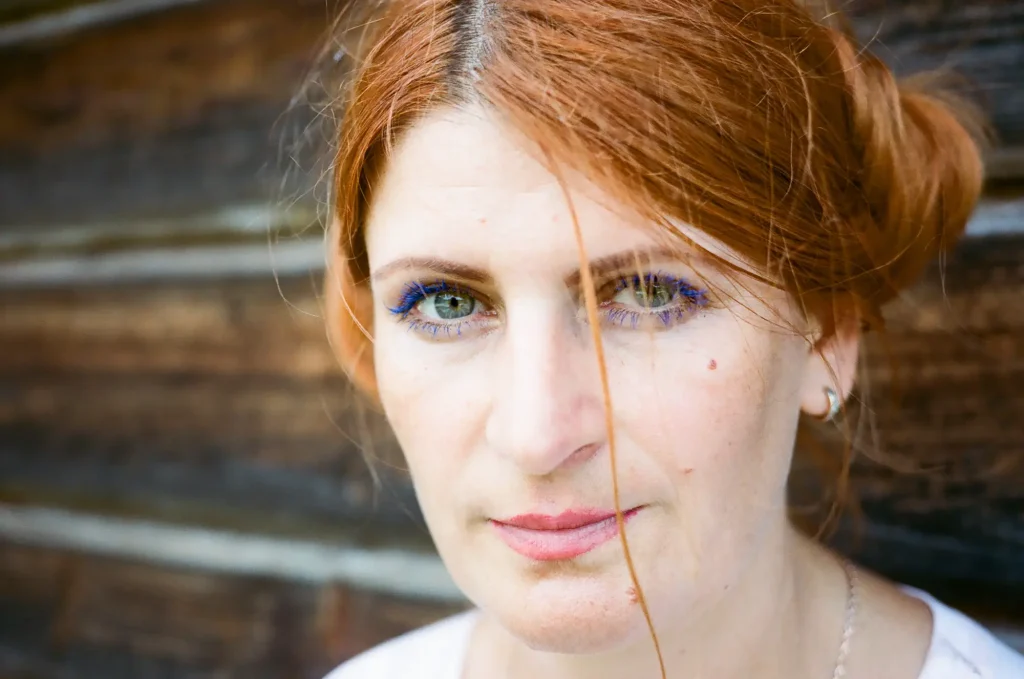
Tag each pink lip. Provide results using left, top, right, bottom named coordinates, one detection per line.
left=490, top=507, right=643, bottom=561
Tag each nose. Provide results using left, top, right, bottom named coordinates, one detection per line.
left=484, top=301, right=606, bottom=477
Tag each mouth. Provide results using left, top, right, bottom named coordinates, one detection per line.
left=490, top=507, right=644, bottom=561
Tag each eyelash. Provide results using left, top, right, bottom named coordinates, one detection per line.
left=601, top=272, right=710, bottom=329
left=386, top=281, right=490, bottom=338
left=385, top=273, right=710, bottom=339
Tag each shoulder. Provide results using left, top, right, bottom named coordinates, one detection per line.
left=322, top=609, right=479, bottom=679
left=907, top=588, right=1024, bottom=679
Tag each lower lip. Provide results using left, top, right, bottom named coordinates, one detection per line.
left=491, top=508, right=643, bottom=561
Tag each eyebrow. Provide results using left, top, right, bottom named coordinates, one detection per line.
left=563, top=247, right=688, bottom=289
left=371, top=257, right=494, bottom=284
left=370, top=246, right=693, bottom=287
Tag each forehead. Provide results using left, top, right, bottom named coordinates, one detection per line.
left=363, top=105, right=765, bottom=284
left=361, top=106, right=803, bottom=328
left=364, top=106, right=665, bottom=272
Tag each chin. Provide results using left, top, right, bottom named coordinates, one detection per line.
left=486, top=575, right=650, bottom=653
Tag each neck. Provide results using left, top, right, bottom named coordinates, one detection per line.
left=478, top=523, right=849, bottom=679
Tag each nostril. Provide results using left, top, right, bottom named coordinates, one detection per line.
left=565, top=442, right=601, bottom=466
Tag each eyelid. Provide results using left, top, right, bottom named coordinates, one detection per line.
left=386, top=270, right=711, bottom=312
left=384, top=278, right=501, bottom=341
left=386, top=279, right=495, bottom=317
left=596, top=269, right=709, bottom=299
left=384, top=266, right=712, bottom=341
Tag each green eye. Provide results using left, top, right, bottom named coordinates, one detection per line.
left=632, top=280, right=674, bottom=308
left=601, top=272, right=710, bottom=331
left=429, top=291, right=476, bottom=320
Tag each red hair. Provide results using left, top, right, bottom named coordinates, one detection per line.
left=322, top=0, right=985, bottom=673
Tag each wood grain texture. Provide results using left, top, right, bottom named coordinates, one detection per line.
left=0, top=0, right=330, bottom=229
left=0, top=275, right=421, bottom=537
left=0, top=540, right=462, bottom=679
left=0, top=0, right=1022, bottom=230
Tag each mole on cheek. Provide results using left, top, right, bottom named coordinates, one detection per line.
left=707, top=358, right=718, bottom=371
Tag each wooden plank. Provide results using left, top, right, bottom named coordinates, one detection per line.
left=0, top=274, right=425, bottom=541
left=0, top=1, right=209, bottom=47
left=0, top=0, right=1022, bottom=231
left=0, top=505, right=461, bottom=601
left=0, top=539, right=461, bottom=679
left=0, top=235, right=1022, bottom=597
left=0, top=0, right=330, bottom=229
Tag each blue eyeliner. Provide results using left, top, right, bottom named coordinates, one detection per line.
left=386, top=270, right=710, bottom=338
left=387, top=280, right=450, bottom=316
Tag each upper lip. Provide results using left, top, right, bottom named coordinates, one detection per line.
left=494, top=508, right=639, bottom=530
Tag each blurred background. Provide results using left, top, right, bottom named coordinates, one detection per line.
left=0, top=0, right=1022, bottom=677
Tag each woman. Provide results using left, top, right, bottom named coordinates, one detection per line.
left=320, top=0, right=1024, bottom=677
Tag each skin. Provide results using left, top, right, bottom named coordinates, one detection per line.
left=358, top=105, right=933, bottom=679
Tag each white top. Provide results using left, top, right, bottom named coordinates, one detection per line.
left=326, top=589, right=1024, bottom=679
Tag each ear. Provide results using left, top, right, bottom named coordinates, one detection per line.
left=799, top=317, right=860, bottom=420
left=324, top=219, right=380, bottom=402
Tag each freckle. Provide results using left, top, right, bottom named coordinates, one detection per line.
left=707, top=358, right=717, bottom=371
left=682, top=468, right=694, bottom=475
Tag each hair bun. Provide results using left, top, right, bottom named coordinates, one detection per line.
left=835, top=34, right=987, bottom=310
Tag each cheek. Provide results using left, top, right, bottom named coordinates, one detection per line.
left=372, top=329, right=489, bottom=503
left=605, top=321, right=808, bottom=599
left=611, top=319, right=806, bottom=512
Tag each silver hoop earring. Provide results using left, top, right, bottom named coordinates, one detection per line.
left=822, top=386, right=842, bottom=422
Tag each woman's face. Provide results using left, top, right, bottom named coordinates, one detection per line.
left=363, top=106, right=849, bottom=652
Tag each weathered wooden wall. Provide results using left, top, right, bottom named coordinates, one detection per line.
left=0, top=538, right=464, bottom=679
left=1, top=0, right=1023, bottom=677
left=0, top=0, right=329, bottom=231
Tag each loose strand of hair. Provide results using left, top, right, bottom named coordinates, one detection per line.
left=546, top=150, right=668, bottom=679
